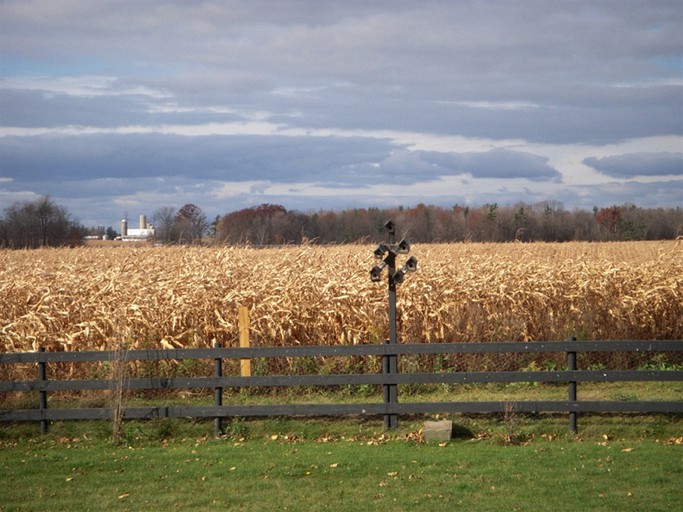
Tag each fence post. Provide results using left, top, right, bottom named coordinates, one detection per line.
left=239, top=306, right=251, bottom=377
left=567, top=336, right=577, bottom=434
left=214, top=341, right=223, bottom=437
left=38, top=346, right=48, bottom=434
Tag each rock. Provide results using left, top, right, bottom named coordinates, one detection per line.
left=423, top=420, right=453, bottom=443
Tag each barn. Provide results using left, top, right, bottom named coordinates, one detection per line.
left=119, top=214, right=155, bottom=242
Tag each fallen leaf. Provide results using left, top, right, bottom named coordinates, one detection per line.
left=330, top=463, right=338, bottom=468
left=118, top=493, right=129, bottom=499
left=621, top=447, right=633, bottom=452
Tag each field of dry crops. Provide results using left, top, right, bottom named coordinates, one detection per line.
left=1, top=241, right=681, bottom=358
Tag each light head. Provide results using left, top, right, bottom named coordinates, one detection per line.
left=384, top=220, right=396, bottom=237
left=373, top=243, right=389, bottom=260
left=370, top=261, right=387, bottom=282
left=396, top=239, right=410, bottom=254
left=391, top=269, right=405, bottom=284
left=404, top=256, right=418, bottom=272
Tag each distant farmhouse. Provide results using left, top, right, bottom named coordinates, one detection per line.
left=118, top=214, right=155, bottom=242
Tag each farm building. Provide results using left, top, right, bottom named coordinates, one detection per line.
left=119, top=214, right=155, bottom=242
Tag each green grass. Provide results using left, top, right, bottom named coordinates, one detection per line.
left=1, top=415, right=681, bottom=512
left=13, top=379, right=677, bottom=409
left=1, top=381, right=681, bottom=510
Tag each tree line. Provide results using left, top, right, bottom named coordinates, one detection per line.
left=213, top=202, right=683, bottom=245
left=1, top=196, right=681, bottom=248
left=0, top=196, right=84, bottom=249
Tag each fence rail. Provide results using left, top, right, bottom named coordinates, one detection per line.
left=2, top=340, right=682, bottom=435
left=3, top=340, right=681, bottom=363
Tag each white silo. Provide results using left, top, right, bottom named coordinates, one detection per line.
left=140, top=214, right=147, bottom=230
left=121, top=219, right=128, bottom=237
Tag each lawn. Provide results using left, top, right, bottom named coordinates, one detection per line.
left=1, top=415, right=681, bottom=512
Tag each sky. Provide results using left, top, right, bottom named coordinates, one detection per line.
left=1, top=0, right=682, bottom=228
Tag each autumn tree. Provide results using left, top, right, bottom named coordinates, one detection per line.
left=216, top=204, right=290, bottom=245
left=595, top=205, right=622, bottom=239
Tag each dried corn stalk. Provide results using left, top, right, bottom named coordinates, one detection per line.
left=0, top=241, right=680, bottom=358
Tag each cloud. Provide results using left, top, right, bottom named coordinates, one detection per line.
left=583, top=152, right=683, bottom=178
left=1, top=131, right=563, bottom=187
left=0, top=132, right=402, bottom=183
left=444, top=100, right=541, bottom=111
left=0, top=1, right=681, bottom=226
left=0, top=75, right=170, bottom=99
left=2, top=1, right=681, bottom=145
left=569, top=179, right=683, bottom=209
left=421, top=148, right=562, bottom=181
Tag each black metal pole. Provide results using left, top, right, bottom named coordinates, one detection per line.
left=567, top=336, right=577, bottom=434
left=382, top=339, right=390, bottom=427
left=374, top=220, right=412, bottom=430
left=214, top=341, right=223, bottom=437
left=38, top=346, right=48, bottom=434
left=385, top=251, right=399, bottom=430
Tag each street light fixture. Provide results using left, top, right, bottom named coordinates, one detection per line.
left=370, top=261, right=387, bottom=282
left=396, top=239, right=410, bottom=254
left=391, top=256, right=418, bottom=284
left=369, top=220, right=418, bottom=429
left=404, top=255, right=418, bottom=273
left=373, top=243, right=389, bottom=260
left=384, top=219, right=396, bottom=237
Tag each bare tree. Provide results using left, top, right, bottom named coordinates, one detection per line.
left=174, top=203, right=208, bottom=244
left=152, top=206, right=178, bottom=244
left=0, top=196, right=82, bottom=248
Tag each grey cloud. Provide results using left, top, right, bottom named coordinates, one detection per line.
left=583, top=152, right=683, bottom=178
left=568, top=179, right=683, bottom=210
left=0, top=88, right=153, bottom=128
left=2, top=1, right=681, bottom=145
left=0, top=133, right=402, bottom=183
left=0, top=86, right=246, bottom=129
left=4, top=176, right=190, bottom=209
left=3, top=131, right=563, bottom=189
left=421, top=148, right=562, bottom=181
left=1, top=1, right=681, bottom=226
left=267, top=84, right=682, bottom=145
left=250, top=183, right=268, bottom=194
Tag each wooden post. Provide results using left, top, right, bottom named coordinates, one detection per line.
left=239, top=306, right=251, bottom=377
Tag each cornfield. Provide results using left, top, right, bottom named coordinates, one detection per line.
left=1, top=241, right=681, bottom=377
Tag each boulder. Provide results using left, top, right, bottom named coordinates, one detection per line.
left=423, top=420, right=453, bottom=443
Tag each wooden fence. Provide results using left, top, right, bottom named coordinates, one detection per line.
left=1, top=340, right=682, bottom=435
